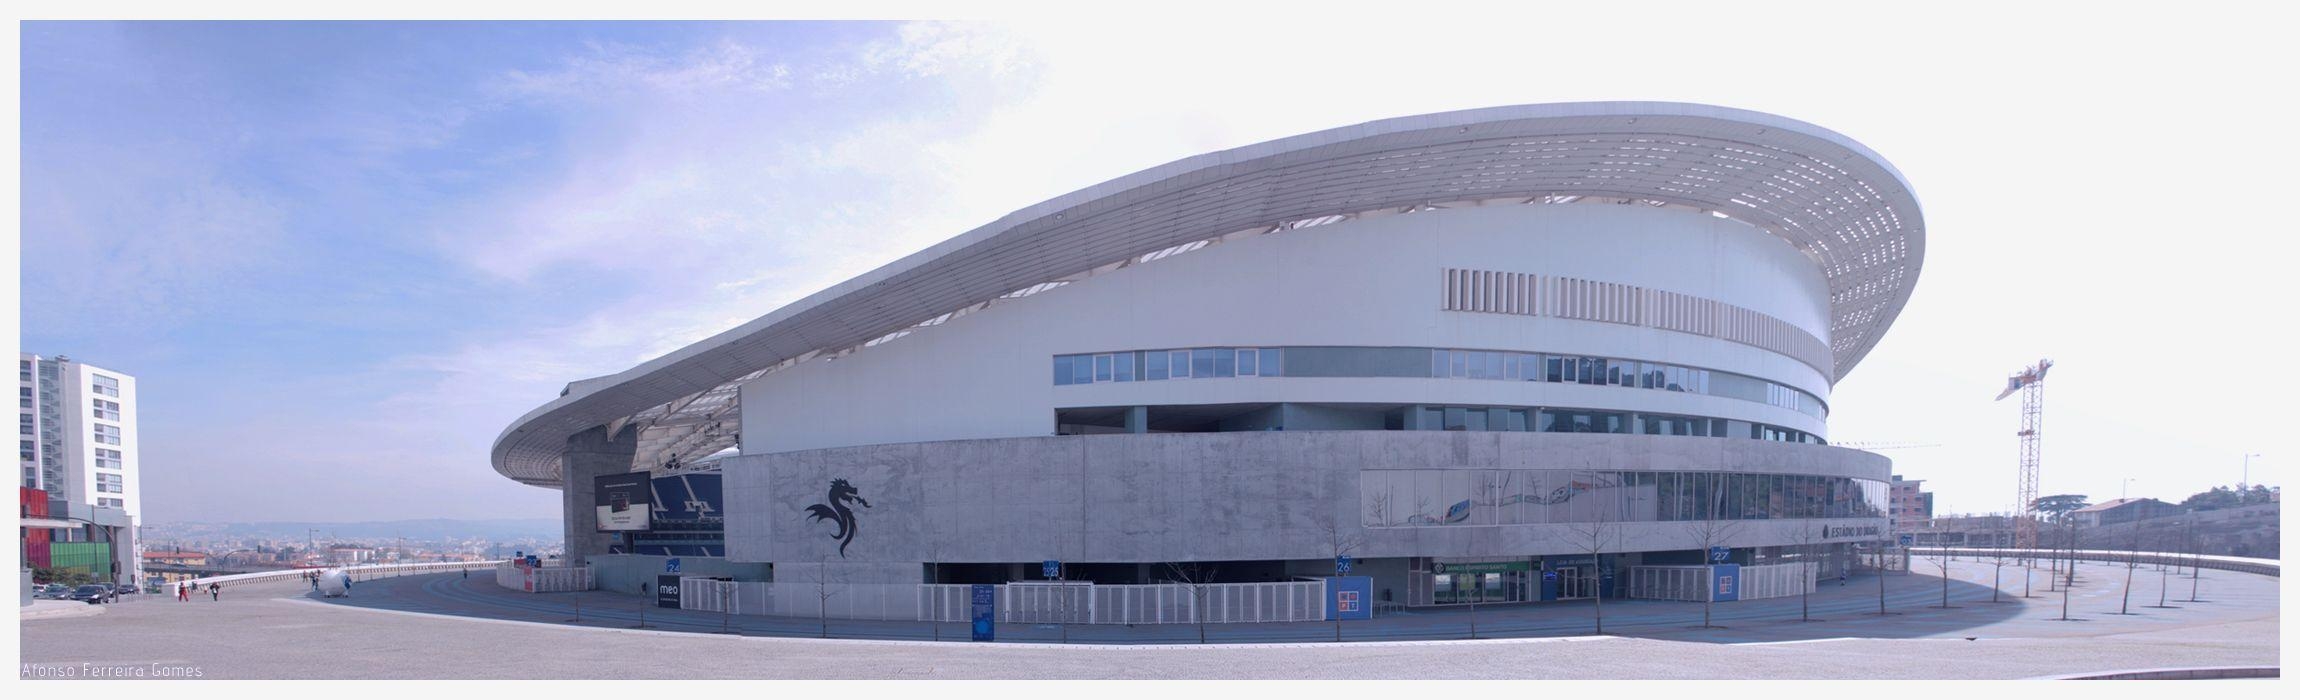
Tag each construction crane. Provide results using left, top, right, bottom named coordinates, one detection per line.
left=1997, top=359, right=2053, bottom=551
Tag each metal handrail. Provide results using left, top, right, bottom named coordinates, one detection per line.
left=172, top=560, right=510, bottom=590
left=1907, top=548, right=2277, bottom=577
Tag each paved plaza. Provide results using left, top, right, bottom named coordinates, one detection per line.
left=19, top=559, right=2279, bottom=679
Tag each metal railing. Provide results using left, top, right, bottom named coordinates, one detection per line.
left=171, top=560, right=506, bottom=592
left=1909, top=548, right=2278, bottom=577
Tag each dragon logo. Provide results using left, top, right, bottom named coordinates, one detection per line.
left=803, top=478, right=871, bottom=557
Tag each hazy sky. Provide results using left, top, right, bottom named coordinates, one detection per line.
left=12, top=10, right=2290, bottom=523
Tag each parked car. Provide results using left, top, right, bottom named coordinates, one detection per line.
left=36, top=583, right=72, bottom=599
left=70, top=584, right=109, bottom=604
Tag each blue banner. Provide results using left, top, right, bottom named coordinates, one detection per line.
left=970, top=584, right=997, bottom=641
left=1711, top=564, right=1741, bottom=602
left=1326, top=576, right=1373, bottom=621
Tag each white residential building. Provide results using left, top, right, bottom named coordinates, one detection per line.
left=21, top=353, right=142, bottom=583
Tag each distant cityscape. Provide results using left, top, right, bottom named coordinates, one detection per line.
left=130, top=519, right=561, bottom=585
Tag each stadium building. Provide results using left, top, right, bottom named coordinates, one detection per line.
left=495, top=102, right=1920, bottom=610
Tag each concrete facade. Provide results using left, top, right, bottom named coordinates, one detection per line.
left=743, top=204, right=1835, bottom=456
left=562, top=425, right=636, bottom=567
left=725, top=431, right=1889, bottom=582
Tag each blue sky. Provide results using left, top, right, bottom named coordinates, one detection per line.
left=15, top=13, right=2291, bottom=523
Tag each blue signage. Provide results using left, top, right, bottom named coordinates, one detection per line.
left=1711, top=564, right=1741, bottom=602
left=1335, top=555, right=1353, bottom=574
left=1708, top=546, right=1730, bottom=563
left=969, top=584, right=996, bottom=641
left=1042, top=560, right=1060, bottom=579
left=1898, top=534, right=1914, bottom=547
left=1326, top=576, right=1373, bottom=621
left=665, top=557, right=682, bottom=574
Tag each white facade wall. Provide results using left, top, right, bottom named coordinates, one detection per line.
left=744, top=204, right=1833, bottom=455
left=53, top=360, right=140, bottom=522
left=21, top=354, right=141, bottom=584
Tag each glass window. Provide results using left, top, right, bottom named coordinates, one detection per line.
left=1236, top=348, right=1257, bottom=376
left=1443, top=407, right=1468, bottom=431
left=1213, top=349, right=1235, bottom=377
left=1450, top=351, right=1467, bottom=378
left=1431, top=350, right=1449, bottom=378
left=1260, top=348, right=1281, bottom=377
left=1094, top=354, right=1113, bottom=382
left=1191, top=349, right=1217, bottom=378
left=1113, top=353, right=1134, bottom=382
left=1053, top=356, right=1071, bottom=386
left=1145, top=352, right=1168, bottom=380
left=1484, top=352, right=1503, bottom=381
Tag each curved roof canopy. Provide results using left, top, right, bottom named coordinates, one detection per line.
left=494, top=102, right=1925, bottom=487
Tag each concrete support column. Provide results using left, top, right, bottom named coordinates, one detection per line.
left=1124, top=406, right=1148, bottom=434
left=562, top=424, right=638, bottom=568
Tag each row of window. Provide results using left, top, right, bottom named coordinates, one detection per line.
left=96, top=472, right=123, bottom=494
left=1404, top=405, right=1821, bottom=443
left=92, top=375, right=119, bottom=397
left=1429, top=350, right=1822, bottom=418
left=1054, top=346, right=1825, bottom=420
left=1055, top=347, right=1284, bottom=385
left=93, top=424, right=121, bottom=446
left=98, top=497, right=122, bottom=508
left=96, top=448, right=122, bottom=470
left=1362, top=469, right=1889, bottom=528
left=94, top=399, right=120, bottom=422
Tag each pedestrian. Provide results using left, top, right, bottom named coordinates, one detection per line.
left=309, top=571, right=320, bottom=592
left=1839, top=572, right=1847, bottom=586
left=461, top=568, right=468, bottom=579
left=208, top=582, right=220, bottom=601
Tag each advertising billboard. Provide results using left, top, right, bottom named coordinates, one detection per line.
left=594, top=473, right=653, bottom=532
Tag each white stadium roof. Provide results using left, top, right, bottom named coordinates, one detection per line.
left=493, top=102, right=1925, bottom=487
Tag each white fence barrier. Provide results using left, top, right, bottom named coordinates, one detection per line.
left=1736, top=563, right=1815, bottom=601
left=1627, top=563, right=1811, bottom=602
left=1628, top=566, right=1707, bottom=601
left=494, top=561, right=593, bottom=592
left=907, top=581, right=1326, bottom=625
left=679, top=578, right=923, bottom=620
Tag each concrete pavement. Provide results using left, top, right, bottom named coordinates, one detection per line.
left=18, top=559, right=2278, bottom=679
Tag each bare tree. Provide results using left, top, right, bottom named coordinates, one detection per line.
left=1364, top=485, right=1394, bottom=528
left=1163, top=561, right=1220, bottom=644
left=2070, top=515, right=2088, bottom=621
left=1315, top=509, right=1365, bottom=642
left=1984, top=525, right=2017, bottom=604
left=811, top=558, right=843, bottom=638
left=2115, top=525, right=2144, bottom=615
left=1921, top=547, right=1956, bottom=609
left=1682, top=517, right=1743, bottom=629
left=1789, top=521, right=1826, bottom=621
left=1565, top=513, right=1620, bottom=633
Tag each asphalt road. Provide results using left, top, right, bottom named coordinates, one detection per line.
left=18, top=559, right=2279, bottom=679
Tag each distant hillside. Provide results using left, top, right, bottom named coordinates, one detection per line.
left=153, top=518, right=561, bottom=541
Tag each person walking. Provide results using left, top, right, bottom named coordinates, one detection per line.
left=309, top=571, right=320, bottom=592
left=207, top=582, right=220, bottom=601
